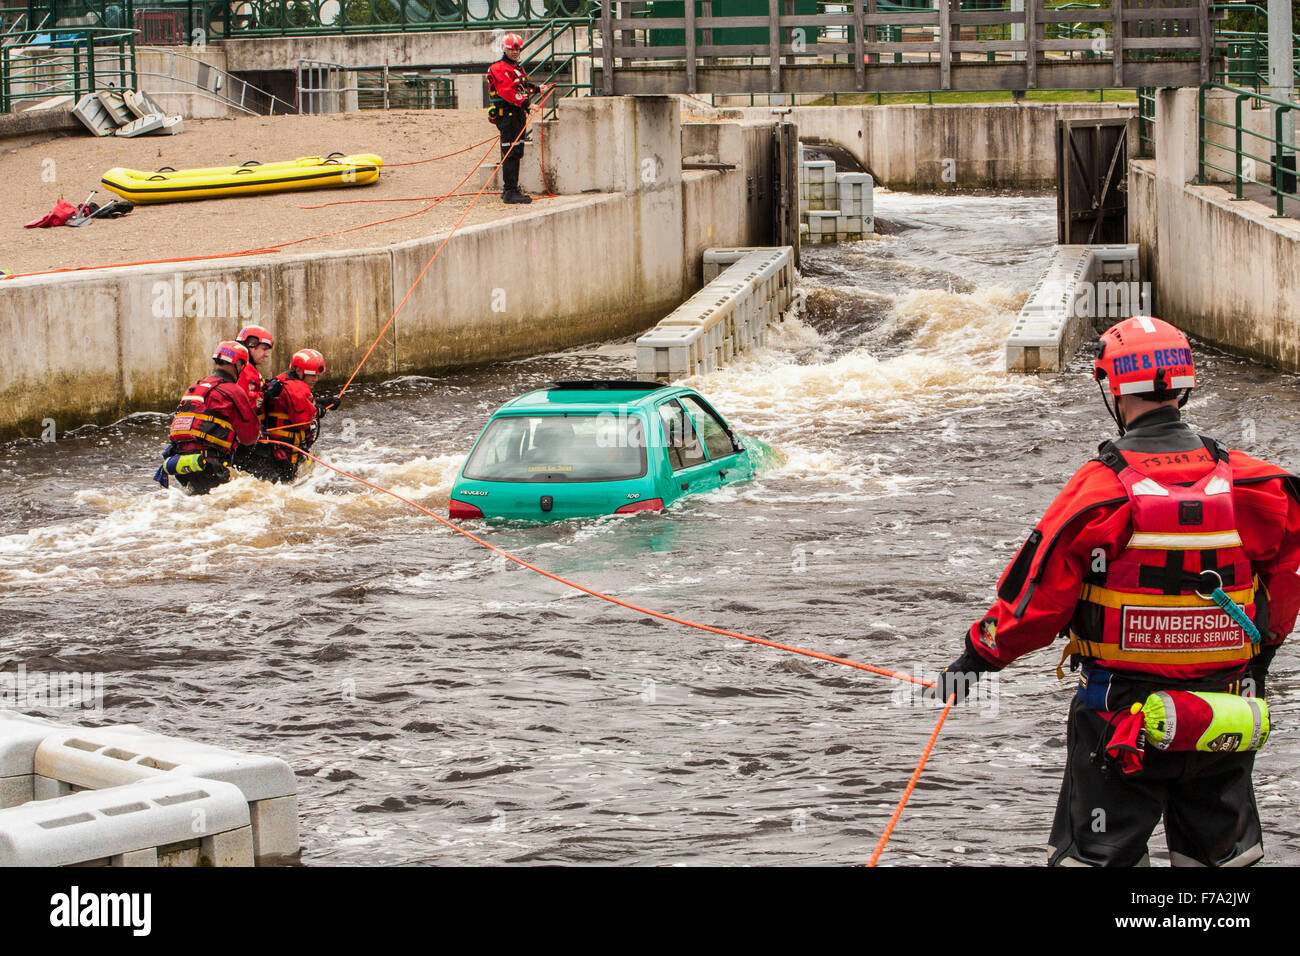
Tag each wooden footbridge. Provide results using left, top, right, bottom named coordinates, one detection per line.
left=596, top=0, right=1214, bottom=95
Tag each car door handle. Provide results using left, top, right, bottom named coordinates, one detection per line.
left=718, top=469, right=727, bottom=478
left=681, top=482, right=689, bottom=490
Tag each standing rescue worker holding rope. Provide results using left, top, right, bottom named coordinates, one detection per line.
left=935, top=316, right=1300, bottom=866
left=486, top=33, right=539, bottom=205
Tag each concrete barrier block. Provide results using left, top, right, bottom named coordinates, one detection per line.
left=0, top=712, right=62, bottom=809
left=34, top=724, right=298, bottom=863
left=0, top=775, right=253, bottom=867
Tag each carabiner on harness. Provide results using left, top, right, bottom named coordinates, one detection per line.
left=1196, top=569, right=1262, bottom=644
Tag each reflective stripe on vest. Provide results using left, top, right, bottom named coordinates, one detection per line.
left=169, top=377, right=237, bottom=453
left=1070, top=454, right=1258, bottom=670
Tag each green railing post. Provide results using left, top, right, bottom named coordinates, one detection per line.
left=72, top=42, right=81, bottom=99
left=1234, top=91, right=1249, bottom=199
left=1276, top=104, right=1294, bottom=217
left=86, top=32, right=95, bottom=90
left=1197, top=84, right=1206, bottom=184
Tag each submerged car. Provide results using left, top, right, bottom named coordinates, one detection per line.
left=449, top=380, right=757, bottom=520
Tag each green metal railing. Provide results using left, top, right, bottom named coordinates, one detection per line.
left=1211, top=3, right=1300, bottom=92
left=0, top=24, right=136, bottom=111
left=517, top=14, right=591, bottom=117
left=1137, top=84, right=1154, bottom=157
left=1198, top=82, right=1298, bottom=217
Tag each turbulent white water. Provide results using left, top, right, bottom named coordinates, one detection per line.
left=4, top=190, right=1299, bottom=866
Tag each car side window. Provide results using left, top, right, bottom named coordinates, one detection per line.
left=679, top=395, right=738, bottom=460
left=657, top=401, right=706, bottom=471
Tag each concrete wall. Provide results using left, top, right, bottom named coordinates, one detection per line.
left=0, top=96, right=778, bottom=439
left=1129, top=88, right=1300, bottom=371
left=218, top=28, right=578, bottom=73
left=136, top=46, right=238, bottom=120
left=735, top=102, right=1135, bottom=188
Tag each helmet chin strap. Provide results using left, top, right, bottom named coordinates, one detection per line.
left=1098, top=380, right=1126, bottom=436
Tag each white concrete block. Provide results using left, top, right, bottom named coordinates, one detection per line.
left=0, top=776, right=253, bottom=867
left=34, top=724, right=298, bottom=862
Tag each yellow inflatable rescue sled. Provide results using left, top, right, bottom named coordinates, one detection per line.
left=100, top=153, right=383, bottom=204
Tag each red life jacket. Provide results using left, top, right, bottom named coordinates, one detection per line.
left=263, top=372, right=317, bottom=464
left=169, top=374, right=239, bottom=456
left=1065, top=439, right=1260, bottom=678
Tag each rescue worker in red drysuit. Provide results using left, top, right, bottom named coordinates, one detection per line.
left=247, top=348, right=341, bottom=484
left=934, top=316, right=1300, bottom=866
left=486, top=33, right=539, bottom=206
left=231, top=324, right=274, bottom=473
left=154, top=341, right=262, bottom=495
left=234, top=325, right=274, bottom=414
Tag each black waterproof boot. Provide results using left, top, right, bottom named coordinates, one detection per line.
left=502, top=188, right=533, bottom=205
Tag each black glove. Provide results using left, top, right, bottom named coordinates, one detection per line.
left=318, top=394, right=342, bottom=412
left=521, top=97, right=532, bottom=111
left=1245, top=642, right=1279, bottom=698
left=928, top=635, right=1000, bottom=705
left=263, top=378, right=284, bottom=401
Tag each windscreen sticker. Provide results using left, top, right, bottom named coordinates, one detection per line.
left=527, top=465, right=573, bottom=473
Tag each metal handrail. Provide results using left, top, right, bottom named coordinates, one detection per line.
left=0, top=24, right=136, bottom=111
left=517, top=14, right=592, bottom=118
left=141, top=43, right=296, bottom=112
left=1198, top=81, right=1297, bottom=218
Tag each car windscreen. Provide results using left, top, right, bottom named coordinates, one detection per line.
left=462, top=414, right=648, bottom=483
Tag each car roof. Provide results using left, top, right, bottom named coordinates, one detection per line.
left=497, top=381, right=700, bottom=414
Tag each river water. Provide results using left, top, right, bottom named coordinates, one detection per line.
left=3, top=189, right=1299, bottom=866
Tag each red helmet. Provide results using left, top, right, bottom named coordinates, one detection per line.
left=212, top=341, right=249, bottom=369
left=236, top=325, right=273, bottom=348
left=502, top=33, right=523, bottom=53
left=290, top=348, right=325, bottom=376
left=1094, top=315, right=1195, bottom=399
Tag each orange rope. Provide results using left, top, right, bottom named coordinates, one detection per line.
left=0, top=139, right=504, bottom=281
left=866, top=692, right=955, bottom=867
left=384, top=136, right=498, bottom=167
left=257, top=438, right=933, bottom=689
left=296, top=191, right=498, bottom=210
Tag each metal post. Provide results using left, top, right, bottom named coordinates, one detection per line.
left=767, top=0, right=779, bottom=93
left=86, top=32, right=95, bottom=91
left=701, top=0, right=712, bottom=65
left=852, top=0, right=863, bottom=91
left=938, top=0, right=950, bottom=90
left=1268, top=0, right=1295, bottom=179
left=685, top=0, right=696, bottom=94
left=1235, top=91, right=1250, bottom=199
left=1112, top=0, right=1123, bottom=88
left=600, top=0, right=613, bottom=94
left=1277, top=104, right=1295, bottom=214
left=1025, top=0, right=1036, bottom=89
left=1011, top=0, right=1024, bottom=62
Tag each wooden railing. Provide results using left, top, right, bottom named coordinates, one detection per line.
left=597, top=0, right=1213, bottom=95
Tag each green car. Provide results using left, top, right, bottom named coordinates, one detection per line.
left=449, top=381, right=760, bottom=520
